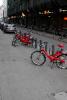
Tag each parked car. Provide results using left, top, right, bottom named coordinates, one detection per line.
left=3, top=23, right=8, bottom=30
left=4, top=24, right=16, bottom=33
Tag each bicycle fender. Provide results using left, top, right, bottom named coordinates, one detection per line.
left=62, top=51, right=67, bottom=56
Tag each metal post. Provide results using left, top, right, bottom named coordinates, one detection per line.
left=31, top=37, right=34, bottom=47
left=49, top=47, right=51, bottom=55
left=39, top=40, right=42, bottom=50
left=52, top=44, right=55, bottom=55
left=44, top=41, right=48, bottom=51
left=24, top=33, right=26, bottom=36
left=34, top=38, right=37, bottom=48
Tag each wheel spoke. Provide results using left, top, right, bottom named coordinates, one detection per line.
left=31, top=51, right=46, bottom=66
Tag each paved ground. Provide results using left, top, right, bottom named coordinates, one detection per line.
left=17, top=27, right=67, bottom=49
left=17, top=26, right=67, bottom=43
left=0, top=29, right=67, bottom=100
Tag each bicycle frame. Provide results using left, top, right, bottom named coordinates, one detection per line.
left=31, top=43, right=67, bottom=68
left=40, top=48, right=65, bottom=63
left=15, top=33, right=32, bottom=44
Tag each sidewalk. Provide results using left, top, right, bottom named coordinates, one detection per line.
left=19, top=26, right=67, bottom=43
left=1, top=27, right=67, bottom=100
left=36, top=31, right=67, bottom=43
left=31, top=29, right=67, bottom=43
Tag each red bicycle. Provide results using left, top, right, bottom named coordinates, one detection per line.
left=12, top=31, right=33, bottom=47
left=31, top=43, right=67, bottom=69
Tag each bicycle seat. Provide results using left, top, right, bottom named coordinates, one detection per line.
left=58, top=43, right=64, bottom=48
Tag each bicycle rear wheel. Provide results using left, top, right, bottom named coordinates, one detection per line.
left=12, top=39, right=20, bottom=47
left=31, top=51, right=46, bottom=66
left=56, top=55, right=67, bottom=69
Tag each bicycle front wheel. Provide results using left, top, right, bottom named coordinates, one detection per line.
left=56, top=55, right=67, bottom=69
left=31, top=51, right=46, bottom=66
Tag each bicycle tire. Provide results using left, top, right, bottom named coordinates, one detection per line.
left=31, top=51, right=46, bottom=66
left=56, top=55, right=67, bottom=69
left=12, top=39, right=20, bottom=47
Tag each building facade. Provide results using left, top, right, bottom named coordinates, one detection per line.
left=3, top=0, right=7, bottom=18
left=0, top=5, right=4, bottom=19
left=0, top=0, right=7, bottom=22
left=7, top=0, right=67, bottom=32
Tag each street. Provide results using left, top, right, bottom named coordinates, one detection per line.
left=0, top=29, right=67, bottom=100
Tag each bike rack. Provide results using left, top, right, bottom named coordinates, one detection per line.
left=34, top=38, right=38, bottom=48
left=13, top=30, right=56, bottom=54
left=48, top=44, right=55, bottom=55
left=44, top=41, right=48, bottom=51
left=52, top=44, right=55, bottom=55
left=31, top=37, right=35, bottom=47
left=39, top=40, right=42, bottom=50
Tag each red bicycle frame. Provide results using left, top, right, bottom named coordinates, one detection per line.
left=40, top=48, right=65, bottom=63
left=15, top=33, right=32, bottom=44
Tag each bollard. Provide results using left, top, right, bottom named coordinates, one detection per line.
left=39, top=40, right=42, bottom=50
left=31, top=37, right=34, bottom=47
left=19, top=30, right=21, bottom=34
left=44, top=41, right=48, bottom=51
left=20, top=31, right=23, bottom=36
left=34, top=38, right=37, bottom=48
left=52, top=44, right=55, bottom=55
left=24, top=33, right=26, bottom=36
left=49, top=47, right=51, bottom=55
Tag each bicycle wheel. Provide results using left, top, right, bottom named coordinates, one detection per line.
left=12, top=39, right=20, bottom=47
left=56, top=55, right=67, bottom=69
left=31, top=51, right=46, bottom=66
